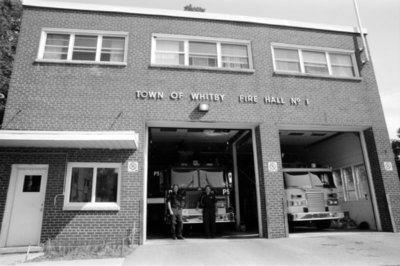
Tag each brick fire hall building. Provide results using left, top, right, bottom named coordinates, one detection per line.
left=0, top=0, right=399, bottom=248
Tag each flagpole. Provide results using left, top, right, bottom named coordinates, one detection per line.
left=353, top=0, right=370, bottom=62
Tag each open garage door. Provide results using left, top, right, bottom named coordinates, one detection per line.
left=146, top=127, right=259, bottom=239
left=279, top=130, right=377, bottom=232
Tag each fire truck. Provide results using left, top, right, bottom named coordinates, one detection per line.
left=283, top=168, right=344, bottom=229
left=168, top=166, right=235, bottom=224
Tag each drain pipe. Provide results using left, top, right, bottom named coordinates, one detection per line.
left=353, top=0, right=370, bottom=62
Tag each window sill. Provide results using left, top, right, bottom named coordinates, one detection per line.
left=34, top=59, right=127, bottom=67
left=63, top=203, right=120, bottom=211
left=273, top=71, right=362, bottom=81
left=150, top=64, right=255, bottom=74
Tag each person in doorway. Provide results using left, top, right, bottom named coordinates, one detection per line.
left=198, top=185, right=217, bottom=238
left=166, top=184, right=185, bottom=240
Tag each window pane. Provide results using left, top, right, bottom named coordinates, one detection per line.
left=343, top=167, right=357, bottom=201
left=70, top=168, right=93, bottom=202
left=332, top=170, right=344, bottom=200
left=95, top=168, right=118, bottom=202
left=275, top=61, right=300, bottom=72
left=331, top=66, right=355, bottom=77
left=155, top=40, right=184, bottom=65
left=101, top=37, right=125, bottom=62
left=221, top=44, right=249, bottom=69
left=43, top=34, right=69, bottom=60
left=330, top=53, right=352, bottom=65
left=72, top=35, right=97, bottom=61
left=23, top=175, right=41, bottom=192
left=189, top=42, right=217, bottom=54
left=189, top=42, right=217, bottom=67
left=155, top=53, right=184, bottom=65
left=189, top=56, right=217, bottom=67
left=156, top=40, right=184, bottom=52
left=355, top=164, right=369, bottom=200
left=303, top=51, right=329, bottom=75
left=330, top=53, right=354, bottom=77
left=274, top=48, right=299, bottom=61
left=303, top=51, right=326, bottom=63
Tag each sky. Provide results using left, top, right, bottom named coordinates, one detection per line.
left=49, top=0, right=400, bottom=139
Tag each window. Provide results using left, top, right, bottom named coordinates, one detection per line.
left=272, top=43, right=359, bottom=78
left=189, top=42, right=217, bottom=67
left=354, top=164, right=369, bottom=200
left=334, top=164, right=370, bottom=201
left=152, top=34, right=252, bottom=70
left=64, top=163, right=121, bottom=211
left=221, top=44, right=249, bottom=69
left=342, top=167, right=357, bottom=201
left=38, top=29, right=128, bottom=64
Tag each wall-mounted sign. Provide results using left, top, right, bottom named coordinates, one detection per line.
left=134, top=90, right=310, bottom=106
left=384, top=162, right=393, bottom=171
left=128, top=161, right=139, bottom=173
left=268, top=162, right=278, bottom=172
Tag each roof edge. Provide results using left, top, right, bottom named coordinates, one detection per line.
left=22, top=0, right=367, bottom=34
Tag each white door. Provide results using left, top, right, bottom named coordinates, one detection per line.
left=5, top=168, right=48, bottom=246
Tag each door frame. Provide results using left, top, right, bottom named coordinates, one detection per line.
left=0, top=164, right=49, bottom=248
left=142, top=121, right=262, bottom=243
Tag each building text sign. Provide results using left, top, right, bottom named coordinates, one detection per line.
left=135, top=91, right=310, bottom=106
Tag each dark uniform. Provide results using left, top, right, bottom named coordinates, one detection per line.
left=166, top=190, right=185, bottom=239
left=200, top=192, right=217, bottom=238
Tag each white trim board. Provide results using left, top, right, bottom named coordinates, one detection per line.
left=23, top=0, right=366, bottom=34
left=0, top=130, right=139, bottom=149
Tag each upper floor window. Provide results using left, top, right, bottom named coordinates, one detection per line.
left=151, top=34, right=253, bottom=70
left=272, top=43, right=359, bottom=78
left=37, top=29, right=128, bottom=65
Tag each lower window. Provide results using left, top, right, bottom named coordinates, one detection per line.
left=64, top=163, right=121, bottom=211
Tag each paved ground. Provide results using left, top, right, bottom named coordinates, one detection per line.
left=124, top=232, right=400, bottom=265
left=1, top=232, right=399, bottom=265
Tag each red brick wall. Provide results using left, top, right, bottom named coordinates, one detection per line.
left=0, top=148, right=140, bottom=245
left=1, top=6, right=400, bottom=241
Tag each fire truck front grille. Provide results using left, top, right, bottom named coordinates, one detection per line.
left=306, top=193, right=325, bottom=212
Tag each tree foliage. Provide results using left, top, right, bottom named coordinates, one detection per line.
left=0, top=0, right=22, bottom=125
left=184, top=4, right=205, bottom=12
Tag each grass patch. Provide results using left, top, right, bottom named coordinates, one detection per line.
left=28, top=239, right=136, bottom=262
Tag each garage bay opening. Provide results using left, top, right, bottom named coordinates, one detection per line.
left=147, top=127, right=259, bottom=239
left=279, top=130, right=377, bottom=233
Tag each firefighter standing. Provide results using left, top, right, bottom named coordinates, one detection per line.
left=199, top=185, right=217, bottom=238
left=167, top=184, right=185, bottom=240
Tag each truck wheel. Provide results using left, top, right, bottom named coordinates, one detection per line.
left=315, top=220, right=331, bottom=229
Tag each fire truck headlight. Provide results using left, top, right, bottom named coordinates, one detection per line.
left=289, top=200, right=307, bottom=206
left=327, top=199, right=338, bottom=205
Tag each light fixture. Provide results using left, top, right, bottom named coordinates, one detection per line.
left=198, top=103, right=209, bottom=112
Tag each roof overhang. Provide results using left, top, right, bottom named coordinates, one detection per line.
left=0, top=130, right=138, bottom=149
left=23, top=0, right=366, bottom=34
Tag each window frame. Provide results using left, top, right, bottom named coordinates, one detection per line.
left=151, top=33, right=254, bottom=71
left=271, top=43, right=360, bottom=79
left=36, top=28, right=128, bottom=65
left=63, top=162, right=122, bottom=211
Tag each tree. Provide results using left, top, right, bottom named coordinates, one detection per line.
left=184, top=4, right=205, bottom=12
left=0, top=0, right=22, bottom=126
left=392, top=137, right=400, bottom=179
